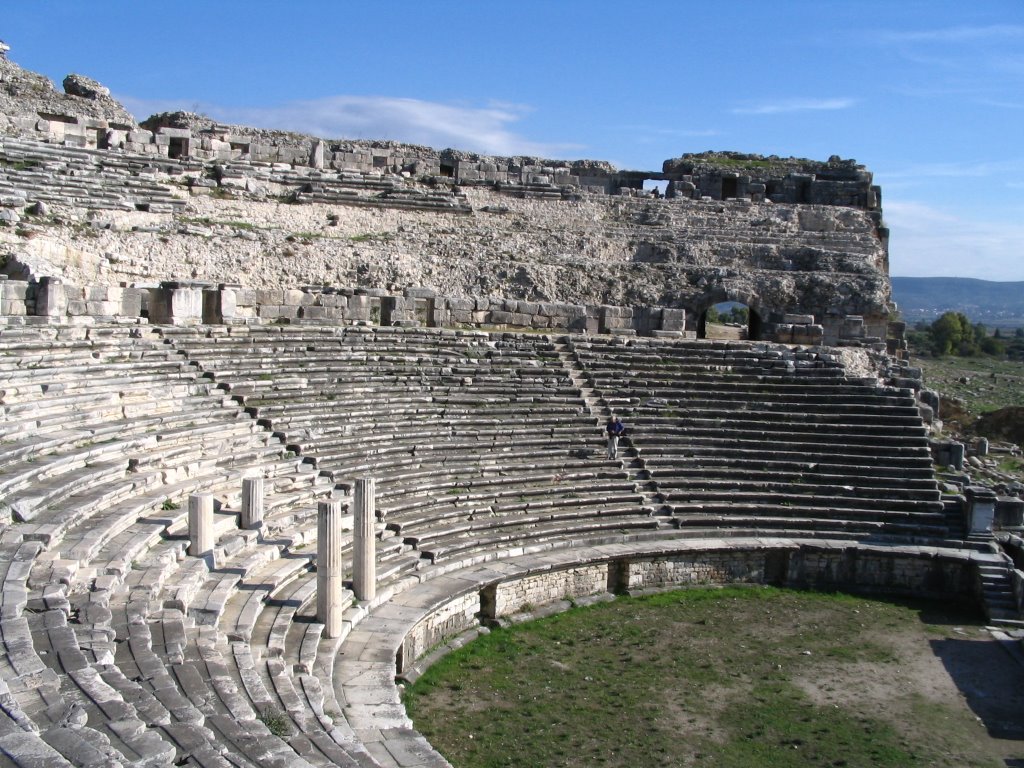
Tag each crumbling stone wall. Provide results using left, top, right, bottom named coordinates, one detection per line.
left=0, top=45, right=897, bottom=349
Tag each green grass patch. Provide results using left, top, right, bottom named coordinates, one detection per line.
left=914, top=355, right=1024, bottom=420
left=404, top=586, right=993, bottom=768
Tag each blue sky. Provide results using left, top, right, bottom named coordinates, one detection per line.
left=4, top=1, right=1023, bottom=280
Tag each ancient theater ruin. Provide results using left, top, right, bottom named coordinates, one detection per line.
left=1, top=43, right=1021, bottom=767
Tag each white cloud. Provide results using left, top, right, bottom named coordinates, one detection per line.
left=731, top=98, right=855, bottom=115
left=885, top=200, right=1024, bottom=280
left=875, top=24, right=1024, bottom=44
left=879, top=159, right=1022, bottom=181
left=119, top=94, right=583, bottom=159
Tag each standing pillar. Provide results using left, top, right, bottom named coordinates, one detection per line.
left=188, top=494, right=214, bottom=557
left=241, top=477, right=264, bottom=530
left=353, top=477, right=377, bottom=602
left=316, top=499, right=344, bottom=638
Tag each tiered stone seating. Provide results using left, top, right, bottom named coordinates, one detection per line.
left=0, top=322, right=351, bottom=766
left=215, top=160, right=473, bottom=213
left=0, top=319, right=977, bottom=767
left=568, top=336, right=950, bottom=542
left=0, top=137, right=189, bottom=212
left=165, top=324, right=657, bottom=571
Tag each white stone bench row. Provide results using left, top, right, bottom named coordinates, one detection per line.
left=0, top=354, right=190, bottom=384
left=641, top=441, right=932, bottom=472
left=0, top=400, right=253, bottom=485
left=259, top=405, right=590, bottom=438
left=632, top=410, right=927, bottom=431
left=587, top=372, right=901, bottom=398
left=238, top=383, right=580, bottom=413
left=618, top=393, right=922, bottom=421
left=376, top=464, right=627, bottom=510
left=312, top=441, right=607, bottom=483
left=637, top=431, right=932, bottom=461
left=293, top=424, right=597, bottom=462
left=636, top=420, right=929, bottom=450
left=3, top=424, right=289, bottom=538
left=669, top=506, right=949, bottom=540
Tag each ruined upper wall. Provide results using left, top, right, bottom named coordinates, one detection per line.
left=0, top=43, right=895, bottom=349
left=659, top=151, right=879, bottom=210
left=0, top=47, right=877, bottom=213
left=0, top=43, right=136, bottom=130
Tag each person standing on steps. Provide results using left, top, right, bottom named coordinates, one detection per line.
left=606, top=415, right=625, bottom=460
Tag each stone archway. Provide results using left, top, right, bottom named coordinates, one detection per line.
left=693, top=288, right=764, bottom=341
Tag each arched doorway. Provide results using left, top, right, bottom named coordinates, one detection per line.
left=698, top=301, right=762, bottom=340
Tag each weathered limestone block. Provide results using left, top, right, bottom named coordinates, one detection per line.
left=258, top=304, right=299, bottom=320
left=965, top=486, right=997, bottom=534
left=0, top=280, right=29, bottom=316
left=149, top=285, right=203, bottom=325
left=253, top=289, right=284, bottom=305
left=791, top=325, right=824, bottom=345
left=841, top=315, right=865, bottom=338
left=784, top=313, right=815, bottom=325
left=348, top=295, right=372, bottom=322
left=380, top=295, right=411, bottom=325
left=284, top=288, right=315, bottom=306
left=996, top=497, right=1024, bottom=528
left=600, top=304, right=634, bottom=333
left=36, top=276, right=68, bottom=317
left=661, top=307, right=686, bottom=332
left=302, top=305, right=346, bottom=320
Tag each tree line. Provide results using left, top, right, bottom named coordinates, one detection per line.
left=909, top=311, right=1024, bottom=359
left=706, top=305, right=749, bottom=325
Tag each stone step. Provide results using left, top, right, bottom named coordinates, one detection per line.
left=420, top=516, right=661, bottom=563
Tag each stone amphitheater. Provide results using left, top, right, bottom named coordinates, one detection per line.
left=1, top=43, right=1022, bottom=767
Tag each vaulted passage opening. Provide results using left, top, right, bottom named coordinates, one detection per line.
left=700, top=301, right=761, bottom=340
left=167, top=136, right=190, bottom=159
left=721, top=176, right=738, bottom=199
left=643, top=179, right=668, bottom=198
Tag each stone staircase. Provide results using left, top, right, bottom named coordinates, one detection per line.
left=554, top=337, right=667, bottom=516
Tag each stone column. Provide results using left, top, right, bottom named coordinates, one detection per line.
left=353, top=477, right=377, bottom=602
left=188, top=494, right=214, bottom=557
left=240, top=477, right=264, bottom=530
left=316, top=499, right=345, bottom=638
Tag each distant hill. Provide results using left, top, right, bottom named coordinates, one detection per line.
left=891, top=277, right=1024, bottom=328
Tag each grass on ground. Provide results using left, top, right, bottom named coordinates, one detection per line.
left=913, top=355, right=1024, bottom=422
left=405, top=586, right=1008, bottom=768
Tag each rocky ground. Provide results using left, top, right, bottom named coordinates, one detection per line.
left=1, top=175, right=890, bottom=315
left=915, top=354, right=1024, bottom=489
